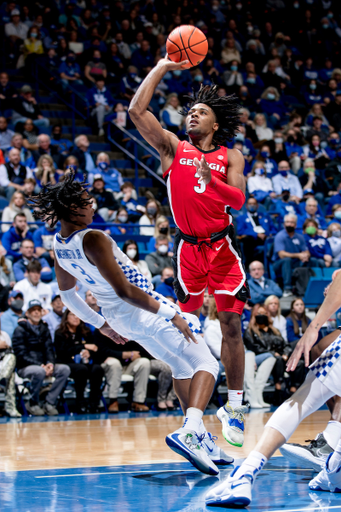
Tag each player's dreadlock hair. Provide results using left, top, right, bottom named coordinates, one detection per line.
left=183, top=84, right=241, bottom=145
left=31, top=171, right=92, bottom=227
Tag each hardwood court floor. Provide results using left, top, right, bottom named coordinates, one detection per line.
left=0, top=409, right=330, bottom=472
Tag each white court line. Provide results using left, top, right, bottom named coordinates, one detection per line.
left=268, top=507, right=341, bottom=512
left=35, top=469, right=189, bottom=479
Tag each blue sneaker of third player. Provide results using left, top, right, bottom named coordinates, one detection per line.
left=217, top=405, right=247, bottom=447
left=309, top=453, right=341, bottom=492
left=205, top=466, right=253, bottom=507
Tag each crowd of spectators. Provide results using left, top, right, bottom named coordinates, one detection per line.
left=0, top=0, right=341, bottom=414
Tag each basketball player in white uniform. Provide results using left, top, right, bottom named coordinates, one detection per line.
left=206, top=270, right=341, bottom=506
left=32, top=173, right=232, bottom=476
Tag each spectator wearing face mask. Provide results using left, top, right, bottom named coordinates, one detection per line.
left=147, top=215, right=173, bottom=252
left=328, top=204, right=341, bottom=227
left=155, top=266, right=177, bottom=301
left=304, top=79, right=323, bottom=106
left=306, top=115, right=329, bottom=143
left=89, top=152, right=123, bottom=193
left=297, top=196, right=327, bottom=231
left=255, top=144, right=278, bottom=179
left=1, top=290, right=24, bottom=338
left=222, top=60, right=243, bottom=91
left=303, top=219, right=332, bottom=268
left=87, top=77, right=114, bottom=136
left=272, top=213, right=311, bottom=297
left=259, top=87, right=287, bottom=128
left=299, top=159, right=330, bottom=207
left=2, top=213, right=33, bottom=262
left=272, top=160, right=303, bottom=203
left=109, top=207, right=133, bottom=236
left=90, top=175, right=119, bottom=222
left=59, top=51, right=83, bottom=90
left=118, top=181, right=145, bottom=220
left=122, top=239, right=152, bottom=281
left=247, top=161, right=276, bottom=209
left=139, top=199, right=160, bottom=236
left=327, top=223, right=341, bottom=266
left=145, top=235, right=173, bottom=281
left=120, top=66, right=142, bottom=101
left=237, top=197, right=277, bottom=267
left=33, top=218, right=59, bottom=267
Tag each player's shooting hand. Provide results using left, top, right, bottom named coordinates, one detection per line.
left=194, top=155, right=212, bottom=185
left=286, top=326, right=318, bottom=371
left=158, top=55, right=189, bottom=71
left=171, top=314, right=198, bottom=344
left=99, top=321, right=128, bottom=345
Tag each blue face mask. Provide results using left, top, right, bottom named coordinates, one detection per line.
left=98, top=161, right=109, bottom=171
left=194, top=75, right=203, bottom=82
left=279, top=170, right=288, bottom=177
left=330, top=139, right=339, bottom=145
left=335, top=211, right=341, bottom=220
left=231, top=65, right=238, bottom=71
left=327, top=13, right=333, bottom=18
left=247, top=77, right=256, bottom=84
left=173, top=70, right=181, bottom=76
left=248, top=205, right=257, bottom=213
left=129, top=73, right=137, bottom=79
left=235, top=133, right=245, bottom=142
left=31, top=32, right=38, bottom=38
left=267, top=93, right=276, bottom=100
left=255, top=168, right=265, bottom=176
left=260, top=151, right=269, bottom=158
left=310, top=83, right=317, bottom=90
left=322, top=23, right=329, bottom=29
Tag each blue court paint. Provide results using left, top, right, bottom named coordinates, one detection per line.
left=1, top=458, right=341, bottom=511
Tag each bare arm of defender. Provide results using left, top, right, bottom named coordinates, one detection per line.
left=128, top=57, right=188, bottom=167
left=287, top=270, right=341, bottom=371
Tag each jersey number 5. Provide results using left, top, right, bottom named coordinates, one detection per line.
left=194, top=172, right=206, bottom=194
left=71, top=263, right=96, bottom=285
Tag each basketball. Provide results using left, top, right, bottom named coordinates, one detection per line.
left=166, top=25, right=208, bottom=69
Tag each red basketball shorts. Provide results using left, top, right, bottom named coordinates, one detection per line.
left=174, top=234, right=247, bottom=314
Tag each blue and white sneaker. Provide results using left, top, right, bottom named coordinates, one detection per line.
left=309, top=453, right=341, bottom=492
left=165, top=428, right=219, bottom=475
left=205, top=466, right=253, bottom=507
left=202, top=432, right=234, bottom=465
left=217, top=405, right=247, bottom=447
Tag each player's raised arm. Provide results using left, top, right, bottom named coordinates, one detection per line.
left=128, top=57, right=188, bottom=160
left=83, top=231, right=197, bottom=344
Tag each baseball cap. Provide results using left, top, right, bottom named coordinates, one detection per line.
left=144, top=22, right=153, bottom=27
left=11, top=9, right=20, bottom=16
left=26, top=299, right=42, bottom=311
left=21, top=85, right=33, bottom=93
left=9, top=290, right=23, bottom=299
left=303, top=188, right=314, bottom=195
left=281, top=188, right=290, bottom=193
left=93, top=174, right=104, bottom=182
left=51, top=293, right=60, bottom=302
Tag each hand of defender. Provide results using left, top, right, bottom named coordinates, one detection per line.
left=286, top=327, right=319, bottom=372
left=194, top=155, right=212, bottom=185
left=100, top=321, right=128, bottom=345
left=171, top=314, right=198, bottom=344
left=158, top=54, right=189, bottom=71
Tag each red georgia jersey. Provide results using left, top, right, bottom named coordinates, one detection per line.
left=163, top=140, right=232, bottom=238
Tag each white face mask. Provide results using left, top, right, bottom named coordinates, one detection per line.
left=158, top=244, right=168, bottom=254
left=127, top=248, right=137, bottom=259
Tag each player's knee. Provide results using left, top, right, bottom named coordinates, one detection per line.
left=220, top=313, right=242, bottom=342
left=193, top=355, right=219, bottom=381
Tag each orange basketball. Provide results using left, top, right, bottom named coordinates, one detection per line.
left=166, top=25, right=208, bottom=69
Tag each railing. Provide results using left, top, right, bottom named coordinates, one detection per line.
left=108, top=123, right=165, bottom=191
left=0, top=222, right=175, bottom=234
left=34, top=61, right=90, bottom=140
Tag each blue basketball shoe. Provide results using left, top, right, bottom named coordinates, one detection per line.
left=205, top=466, right=253, bottom=507
left=217, top=405, right=247, bottom=447
left=309, top=453, right=341, bottom=492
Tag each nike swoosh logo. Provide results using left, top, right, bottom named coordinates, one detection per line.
left=231, top=482, right=245, bottom=490
left=183, top=149, right=195, bottom=152
left=215, top=243, right=224, bottom=251
left=204, top=443, right=214, bottom=453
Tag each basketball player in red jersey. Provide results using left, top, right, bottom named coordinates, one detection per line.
left=129, top=56, right=248, bottom=447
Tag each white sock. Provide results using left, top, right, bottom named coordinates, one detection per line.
left=197, top=419, right=207, bottom=436
left=181, top=407, right=203, bottom=432
left=228, top=390, right=243, bottom=409
left=328, top=439, right=341, bottom=471
left=323, top=421, right=341, bottom=450
left=234, top=450, right=268, bottom=480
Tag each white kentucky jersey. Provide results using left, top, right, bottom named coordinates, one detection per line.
left=54, top=228, right=152, bottom=308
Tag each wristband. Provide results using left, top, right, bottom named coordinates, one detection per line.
left=157, top=302, right=176, bottom=320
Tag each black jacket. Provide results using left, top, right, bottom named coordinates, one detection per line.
left=32, top=146, right=64, bottom=169
left=13, top=96, right=43, bottom=120
left=70, top=147, right=95, bottom=173
left=243, top=326, right=292, bottom=358
left=54, top=327, right=93, bottom=364
left=91, top=189, right=119, bottom=211
left=12, top=319, right=54, bottom=369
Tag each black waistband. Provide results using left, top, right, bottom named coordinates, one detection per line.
left=179, top=224, right=232, bottom=245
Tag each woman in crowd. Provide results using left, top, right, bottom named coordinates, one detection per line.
left=243, top=304, right=286, bottom=407
left=139, top=199, right=160, bottom=236
left=329, top=204, right=341, bottom=227
left=161, top=94, right=183, bottom=134
left=22, top=25, right=43, bottom=70
left=21, top=119, right=39, bottom=151
left=34, top=154, right=56, bottom=188
left=62, top=155, right=84, bottom=182
left=84, top=49, right=107, bottom=84
left=1, top=191, right=36, bottom=233
left=259, top=87, right=287, bottom=128
left=247, top=161, right=276, bottom=209
left=303, top=218, right=332, bottom=268
left=285, top=298, right=310, bottom=392
left=147, top=216, right=173, bottom=252
left=255, top=143, right=278, bottom=179
left=327, top=222, right=341, bottom=266
left=122, top=239, right=152, bottom=281
left=54, top=310, right=105, bottom=414
left=109, top=207, right=134, bottom=236
left=264, top=295, right=287, bottom=341
left=253, top=113, right=273, bottom=141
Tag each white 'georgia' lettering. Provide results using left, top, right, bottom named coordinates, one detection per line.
left=179, top=158, right=226, bottom=173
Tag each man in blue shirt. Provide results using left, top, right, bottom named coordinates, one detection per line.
left=33, top=219, right=59, bottom=267
left=237, top=198, right=277, bottom=267
left=88, top=152, right=123, bottom=193
left=272, top=160, right=303, bottom=202
left=59, top=52, right=83, bottom=90
left=13, top=239, right=52, bottom=282
left=272, top=213, right=311, bottom=297
left=43, top=293, right=64, bottom=341
left=248, top=260, right=283, bottom=305
left=2, top=213, right=33, bottom=262
left=86, top=78, right=114, bottom=136
left=296, top=197, right=327, bottom=232
left=1, top=290, right=23, bottom=338
left=326, top=181, right=341, bottom=215
left=131, top=40, right=154, bottom=73
left=273, top=188, right=301, bottom=225
left=155, top=267, right=177, bottom=302
left=71, top=135, right=96, bottom=173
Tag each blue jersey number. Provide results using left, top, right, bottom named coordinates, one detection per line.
left=71, top=263, right=96, bottom=284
